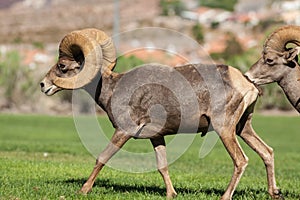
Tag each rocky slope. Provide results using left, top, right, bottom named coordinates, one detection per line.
left=0, top=0, right=160, bottom=43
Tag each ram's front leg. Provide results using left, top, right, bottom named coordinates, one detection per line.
left=218, top=128, right=248, bottom=200
left=80, top=129, right=131, bottom=194
left=151, top=137, right=177, bottom=199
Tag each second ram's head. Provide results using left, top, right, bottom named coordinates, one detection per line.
left=245, top=25, right=300, bottom=112
left=40, top=29, right=116, bottom=96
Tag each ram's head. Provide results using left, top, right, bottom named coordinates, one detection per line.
left=40, top=29, right=116, bottom=95
left=245, top=25, right=300, bottom=112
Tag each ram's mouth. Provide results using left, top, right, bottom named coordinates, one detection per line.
left=45, top=87, right=52, bottom=95
left=42, top=85, right=61, bottom=96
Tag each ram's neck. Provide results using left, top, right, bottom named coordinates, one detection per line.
left=100, top=73, right=123, bottom=110
left=83, top=72, right=122, bottom=112
left=278, top=73, right=300, bottom=112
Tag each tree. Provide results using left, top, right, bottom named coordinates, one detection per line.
left=223, top=33, right=244, bottom=60
left=160, top=0, right=185, bottom=16
left=191, top=23, right=205, bottom=44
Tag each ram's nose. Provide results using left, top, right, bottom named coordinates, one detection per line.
left=40, top=79, right=50, bottom=93
left=40, top=81, right=45, bottom=91
left=39, top=78, right=61, bottom=96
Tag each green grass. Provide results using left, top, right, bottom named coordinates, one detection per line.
left=0, top=114, right=299, bottom=199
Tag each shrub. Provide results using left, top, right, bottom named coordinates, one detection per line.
left=199, top=0, right=238, bottom=11
left=0, top=51, right=35, bottom=108
left=114, top=55, right=144, bottom=73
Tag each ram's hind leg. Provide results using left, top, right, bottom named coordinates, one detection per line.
left=239, top=114, right=283, bottom=199
left=80, top=129, right=131, bottom=194
left=151, top=137, right=177, bottom=198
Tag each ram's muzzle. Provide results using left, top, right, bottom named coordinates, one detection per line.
left=40, top=67, right=62, bottom=96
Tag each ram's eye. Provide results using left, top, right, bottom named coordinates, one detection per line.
left=266, top=58, right=274, bottom=65
left=58, top=64, right=67, bottom=73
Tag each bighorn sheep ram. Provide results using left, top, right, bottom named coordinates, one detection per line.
left=40, top=25, right=300, bottom=199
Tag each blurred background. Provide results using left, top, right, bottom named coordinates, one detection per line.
left=0, top=0, right=299, bottom=115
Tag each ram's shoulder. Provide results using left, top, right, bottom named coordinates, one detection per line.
left=227, top=66, right=259, bottom=95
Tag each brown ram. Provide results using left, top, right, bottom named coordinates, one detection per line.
left=40, top=26, right=300, bottom=199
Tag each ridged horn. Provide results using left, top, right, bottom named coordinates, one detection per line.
left=264, top=25, right=300, bottom=53
left=53, top=29, right=116, bottom=89
left=80, top=28, right=117, bottom=73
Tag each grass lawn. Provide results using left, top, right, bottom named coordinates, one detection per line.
left=0, top=114, right=299, bottom=199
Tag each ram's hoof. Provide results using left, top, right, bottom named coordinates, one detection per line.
left=166, top=191, right=177, bottom=199
left=271, top=189, right=284, bottom=200
left=78, top=185, right=92, bottom=195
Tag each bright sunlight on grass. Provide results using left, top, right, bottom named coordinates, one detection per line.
left=0, top=114, right=299, bottom=199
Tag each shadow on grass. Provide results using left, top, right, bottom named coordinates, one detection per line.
left=60, top=178, right=298, bottom=198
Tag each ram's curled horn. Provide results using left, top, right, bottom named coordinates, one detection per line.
left=264, top=25, right=300, bottom=53
left=80, top=29, right=117, bottom=74
left=53, top=29, right=116, bottom=89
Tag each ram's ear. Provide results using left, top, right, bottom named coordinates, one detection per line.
left=286, top=47, right=300, bottom=62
